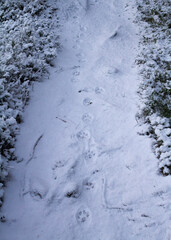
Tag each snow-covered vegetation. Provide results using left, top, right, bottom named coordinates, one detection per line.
left=136, top=0, right=171, bottom=175
left=0, top=0, right=59, bottom=206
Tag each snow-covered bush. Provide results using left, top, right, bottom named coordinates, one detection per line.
left=0, top=155, right=8, bottom=207
left=136, top=0, right=171, bottom=175
left=0, top=0, right=59, bottom=206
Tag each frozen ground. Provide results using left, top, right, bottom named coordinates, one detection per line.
left=0, top=0, right=171, bottom=239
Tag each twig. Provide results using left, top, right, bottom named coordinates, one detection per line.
left=56, top=116, right=77, bottom=125
left=56, top=116, right=67, bottom=123
left=26, top=134, right=43, bottom=165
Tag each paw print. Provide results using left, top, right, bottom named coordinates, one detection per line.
left=30, top=189, right=43, bottom=200
left=83, top=180, right=94, bottom=190
left=0, top=215, right=6, bottom=223
left=83, top=98, right=93, bottom=106
left=95, top=87, right=104, bottom=94
left=83, top=150, right=96, bottom=160
left=77, top=130, right=90, bottom=140
left=73, top=71, right=80, bottom=76
left=76, top=207, right=91, bottom=223
left=52, top=160, right=65, bottom=169
left=64, top=183, right=80, bottom=199
left=52, top=160, right=66, bottom=180
left=82, top=113, right=93, bottom=123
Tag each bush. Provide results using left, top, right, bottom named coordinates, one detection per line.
left=0, top=0, right=59, bottom=206
left=136, top=0, right=171, bottom=175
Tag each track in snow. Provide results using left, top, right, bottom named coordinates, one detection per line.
left=1, top=0, right=171, bottom=239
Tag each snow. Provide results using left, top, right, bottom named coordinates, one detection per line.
left=0, top=0, right=171, bottom=239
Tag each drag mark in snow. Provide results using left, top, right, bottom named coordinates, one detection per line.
left=45, top=191, right=63, bottom=214
left=101, top=178, right=133, bottom=212
left=98, top=146, right=122, bottom=157
left=22, top=177, right=49, bottom=202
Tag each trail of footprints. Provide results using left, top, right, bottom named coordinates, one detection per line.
left=51, top=24, right=112, bottom=224
left=25, top=20, right=121, bottom=226
left=66, top=34, right=104, bottom=223
left=21, top=10, right=171, bottom=235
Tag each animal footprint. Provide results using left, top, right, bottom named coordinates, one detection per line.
left=72, top=65, right=80, bottom=70
left=76, top=53, right=85, bottom=59
left=79, top=25, right=87, bottom=32
left=95, top=87, right=104, bottom=94
left=77, top=130, right=91, bottom=140
left=73, top=71, right=80, bottom=76
left=76, top=207, right=91, bottom=223
left=73, top=44, right=79, bottom=49
left=75, top=51, right=85, bottom=62
left=64, top=182, right=81, bottom=199
left=52, top=159, right=68, bottom=179
left=83, top=98, right=93, bottom=106
left=53, top=160, right=66, bottom=169
left=71, top=77, right=79, bottom=83
left=144, top=222, right=156, bottom=228
left=26, top=178, right=48, bottom=201
left=30, top=189, right=44, bottom=200
left=83, top=149, right=96, bottom=163
left=82, top=113, right=93, bottom=123
left=83, top=179, right=95, bottom=190
left=107, top=67, right=119, bottom=75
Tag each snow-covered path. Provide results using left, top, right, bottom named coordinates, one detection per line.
left=1, top=0, right=171, bottom=239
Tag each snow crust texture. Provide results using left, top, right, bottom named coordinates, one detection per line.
left=0, top=0, right=171, bottom=239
